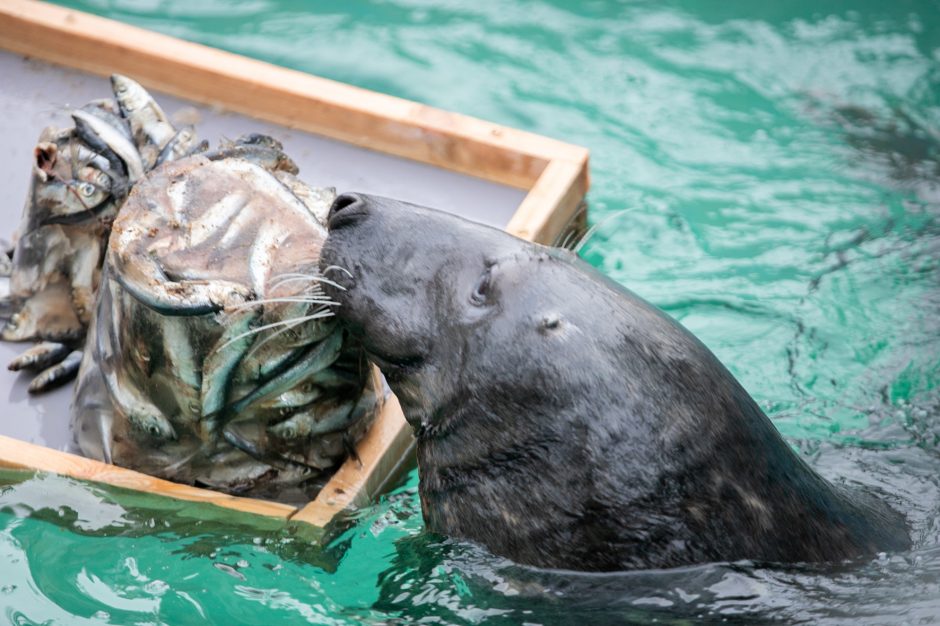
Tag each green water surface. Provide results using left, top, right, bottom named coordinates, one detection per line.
left=2, top=1, right=939, bottom=623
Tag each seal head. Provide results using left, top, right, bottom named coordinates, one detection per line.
left=321, top=192, right=910, bottom=571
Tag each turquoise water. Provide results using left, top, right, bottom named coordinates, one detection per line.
left=3, top=0, right=939, bottom=622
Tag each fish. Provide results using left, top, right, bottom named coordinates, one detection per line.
left=110, top=74, right=177, bottom=168
left=70, top=109, right=145, bottom=182
left=3, top=78, right=202, bottom=393
left=71, top=138, right=382, bottom=502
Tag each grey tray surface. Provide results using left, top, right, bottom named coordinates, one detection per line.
left=0, top=51, right=525, bottom=451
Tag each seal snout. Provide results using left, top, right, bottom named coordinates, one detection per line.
left=328, top=192, right=369, bottom=230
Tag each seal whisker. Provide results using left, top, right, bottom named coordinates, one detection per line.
left=230, top=297, right=340, bottom=310
left=572, top=208, right=636, bottom=254
left=558, top=229, right=580, bottom=252
left=551, top=200, right=589, bottom=250
left=218, top=309, right=336, bottom=349
left=321, top=265, right=353, bottom=278
left=239, top=303, right=337, bottom=360
left=241, top=317, right=305, bottom=361
left=268, top=272, right=347, bottom=292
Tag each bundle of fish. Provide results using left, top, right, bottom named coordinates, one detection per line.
left=2, top=75, right=204, bottom=384
left=1, top=76, right=381, bottom=502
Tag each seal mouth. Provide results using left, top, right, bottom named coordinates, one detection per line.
left=327, top=192, right=369, bottom=230
left=363, top=348, right=425, bottom=381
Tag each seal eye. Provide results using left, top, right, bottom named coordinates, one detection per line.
left=538, top=313, right=564, bottom=334
left=470, top=269, right=491, bottom=306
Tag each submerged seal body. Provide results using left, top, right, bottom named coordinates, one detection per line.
left=320, top=193, right=910, bottom=572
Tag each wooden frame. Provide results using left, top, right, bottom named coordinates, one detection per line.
left=0, top=0, right=590, bottom=529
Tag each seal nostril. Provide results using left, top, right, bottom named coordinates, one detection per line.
left=328, top=193, right=368, bottom=229
left=330, top=193, right=360, bottom=217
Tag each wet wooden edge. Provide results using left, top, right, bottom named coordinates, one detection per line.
left=0, top=434, right=297, bottom=518
left=0, top=0, right=589, bottom=189
left=0, top=0, right=591, bottom=529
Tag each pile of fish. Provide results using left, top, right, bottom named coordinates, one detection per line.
left=1, top=75, right=204, bottom=386
left=0, top=76, right=381, bottom=503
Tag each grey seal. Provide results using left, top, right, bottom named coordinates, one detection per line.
left=320, top=192, right=910, bottom=572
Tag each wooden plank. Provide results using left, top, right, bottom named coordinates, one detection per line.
left=291, top=395, right=414, bottom=528
left=0, top=435, right=297, bottom=519
left=0, top=0, right=585, bottom=190
left=507, top=156, right=591, bottom=244
left=0, top=0, right=592, bottom=528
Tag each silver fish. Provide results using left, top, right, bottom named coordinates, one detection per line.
left=70, top=109, right=145, bottom=182
left=72, top=139, right=381, bottom=502
left=111, top=74, right=176, bottom=167
left=4, top=81, right=201, bottom=393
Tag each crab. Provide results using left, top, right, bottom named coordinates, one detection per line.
left=71, top=143, right=381, bottom=502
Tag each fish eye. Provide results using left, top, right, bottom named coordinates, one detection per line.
left=148, top=424, right=161, bottom=436
left=470, top=268, right=492, bottom=306
left=78, top=182, right=96, bottom=196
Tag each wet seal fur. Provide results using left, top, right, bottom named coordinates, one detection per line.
left=320, top=193, right=911, bottom=572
